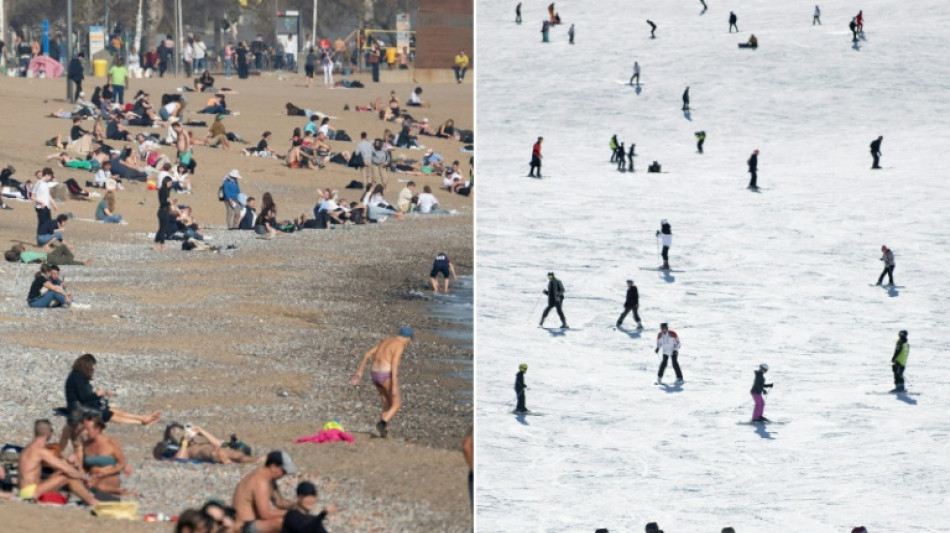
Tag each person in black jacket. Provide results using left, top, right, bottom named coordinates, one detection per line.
left=514, top=364, right=528, bottom=413
left=616, top=279, right=643, bottom=329
left=682, top=86, right=690, bottom=111
left=647, top=20, right=657, bottom=39
left=750, top=363, right=774, bottom=422
left=729, top=11, right=739, bottom=33
left=540, top=272, right=568, bottom=328
left=68, top=52, right=85, bottom=103
left=281, top=481, right=338, bottom=533
left=154, top=176, right=173, bottom=252
left=747, top=149, right=759, bottom=189
left=870, top=135, right=883, bottom=169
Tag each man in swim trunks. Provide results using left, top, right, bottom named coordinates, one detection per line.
left=350, top=326, right=414, bottom=438
left=232, top=450, right=296, bottom=533
left=18, top=419, right=99, bottom=505
left=430, top=253, right=458, bottom=293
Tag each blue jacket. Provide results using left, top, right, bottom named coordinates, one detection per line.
left=222, top=176, right=241, bottom=201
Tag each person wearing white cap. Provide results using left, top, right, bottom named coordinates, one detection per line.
left=750, top=363, right=773, bottom=422
left=232, top=449, right=296, bottom=533
left=222, top=169, right=243, bottom=229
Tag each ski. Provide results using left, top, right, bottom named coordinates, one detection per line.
left=640, top=267, right=685, bottom=273
left=539, top=326, right=575, bottom=331
left=512, top=411, right=544, bottom=416
left=869, top=284, right=905, bottom=288
left=737, top=420, right=786, bottom=426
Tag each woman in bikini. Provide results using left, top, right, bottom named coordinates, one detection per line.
left=78, top=415, right=133, bottom=499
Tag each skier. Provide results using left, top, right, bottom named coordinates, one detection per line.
left=541, top=20, right=551, bottom=43
left=729, top=11, right=739, bottom=33
left=514, top=363, right=529, bottom=412
left=627, top=143, right=636, bottom=172
left=876, top=245, right=895, bottom=286
left=813, top=5, right=821, bottom=25
left=851, top=528, right=868, bottom=533
left=647, top=20, right=657, bottom=39
left=609, top=135, right=619, bottom=162
left=682, top=86, right=690, bottom=111
left=750, top=363, right=773, bottom=422
left=856, top=10, right=864, bottom=32
left=539, top=272, right=567, bottom=328
left=870, top=135, right=883, bottom=169
left=655, top=323, right=682, bottom=383
left=700, top=0, right=707, bottom=13
left=616, top=279, right=642, bottom=329
left=528, top=136, right=543, bottom=177
left=849, top=18, right=858, bottom=42
left=656, top=219, right=672, bottom=270
left=747, top=149, right=759, bottom=189
left=645, top=523, right=664, bottom=533
left=430, top=252, right=458, bottom=293
left=515, top=2, right=522, bottom=24
left=568, top=24, right=575, bottom=44
left=616, top=142, right=626, bottom=171
left=695, top=130, right=706, bottom=153
left=630, top=61, right=640, bottom=85
left=891, top=330, right=909, bottom=393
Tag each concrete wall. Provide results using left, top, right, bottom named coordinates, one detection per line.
left=415, top=0, right=473, bottom=70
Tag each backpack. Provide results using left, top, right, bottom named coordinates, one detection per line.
left=217, top=184, right=226, bottom=201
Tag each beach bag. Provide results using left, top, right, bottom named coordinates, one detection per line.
left=217, top=184, right=226, bottom=201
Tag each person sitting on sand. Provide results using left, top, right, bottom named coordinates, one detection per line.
left=154, top=423, right=259, bottom=464
left=60, top=353, right=161, bottom=450
left=199, top=94, right=235, bottom=115
left=78, top=414, right=132, bottom=500
left=317, top=117, right=337, bottom=140
left=37, top=214, right=69, bottom=247
left=255, top=192, right=283, bottom=238
left=27, top=264, right=71, bottom=308
left=232, top=450, right=297, bottom=533
left=350, top=326, right=414, bottom=438
left=397, top=181, right=416, bottom=213
left=159, top=99, right=187, bottom=122
left=105, top=111, right=133, bottom=142
left=194, top=70, right=215, bottom=92
left=243, top=131, right=281, bottom=158
left=407, top=87, right=424, bottom=107
left=436, top=119, right=457, bottom=139
left=17, top=419, right=99, bottom=505
left=416, top=185, right=449, bottom=214
left=281, top=481, right=338, bottom=533
left=363, top=184, right=405, bottom=221
left=422, top=149, right=445, bottom=173
left=205, top=114, right=233, bottom=150
left=96, top=190, right=123, bottom=223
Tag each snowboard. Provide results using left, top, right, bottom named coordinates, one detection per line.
left=867, top=391, right=920, bottom=396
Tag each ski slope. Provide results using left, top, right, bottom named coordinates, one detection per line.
left=475, top=1, right=950, bottom=531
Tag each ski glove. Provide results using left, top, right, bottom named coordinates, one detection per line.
left=543, top=290, right=548, bottom=295
left=654, top=348, right=659, bottom=354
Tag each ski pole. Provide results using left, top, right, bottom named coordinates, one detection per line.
left=529, top=295, right=542, bottom=321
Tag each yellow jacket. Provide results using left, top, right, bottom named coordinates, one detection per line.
left=455, top=53, right=469, bottom=68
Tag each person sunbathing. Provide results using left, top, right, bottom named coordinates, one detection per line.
left=436, top=119, right=457, bottom=139
left=154, top=423, right=259, bottom=464
left=77, top=414, right=134, bottom=500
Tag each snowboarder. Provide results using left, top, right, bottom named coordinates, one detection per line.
left=430, top=252, right=458, bottom=293
left=528, top=137, right=543, bottom=177
left=856, top=10, right=864, bottom=32
left=870, top=135, right=883, bottom=169
left=695, top=131, right=706, bottom=153
left=609, top=135, right=619, bottom=162
left=627, top=143, right=636, bottom=172
left=539, top=271, right=567, bottom=328
left=747, top=149, right=759, bottom=189
left=656, top=219, right=673, bottom=270
left=515, top=2, right=522, bottom=24
left=729, top=11, right=739, bottom=33
left=750, top=363, right=773, bottom=422
left=647, top=20, right=657, bottom=39
left=813, top=5, right=821, bottom=25
left=891, top=330, right=909, bottom=393
left=849, top=18, right=858, bottom=42
left=616, top=279, right=642, bottom=329
left=876, top=245, right=895, bottom=286
left=655, top=323, right=682, bottom=383
left=617, top=142, right=626, bottom=171
left=630, top=61, right=640, bottom=85
left=541, top=20, right=551, bottom=43
left=514, top=363, right=529, bottom=412
left=568, top=24, right=575, bottom=44
left=682, top=86, right=690, bottom=111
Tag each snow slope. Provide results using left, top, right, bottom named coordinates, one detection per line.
left=475, top=1, right=950, bottom=531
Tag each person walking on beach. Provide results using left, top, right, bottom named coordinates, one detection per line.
left=747, top=149, right=759, bottom=189
left=514, top=364, right=529, bottom=413
left=682, top=86, right=690, bottom=111
left=516, top=2, right=522, bottom=24
left=729, top=11, right=739, bottom=33
left=528, top=136, right=543, bottom=177
left=616, top=279, right=643, bottom=329
left=430, top=252, right=458, bottom=293
left=67, top=52, right=85, bottom=103
left=647, top=20, right=657, bottom=39
left=656, top=219, right=672, bottom=270
left=630, top=61, right=640, bottom=85
left=655, top=323, right=683, bottom=383
left=232, top=450, right=296, bottom=533
left=877, top=245, right=895, bottom=286
left=813, top=5, right=822, bottom=25
left=891, top=330, right=909, bottom=393
left=870, top=135, right=883, bottom=169
left=540, top=272, right=567, bottom=328
left=222, top=169, right=243, bottom=229
left=350, top=327, right=414, bottom=438
left=750, top=363, right=773, bottom=422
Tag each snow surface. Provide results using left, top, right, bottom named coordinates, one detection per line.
left=475, top=1, right=950, bottom=531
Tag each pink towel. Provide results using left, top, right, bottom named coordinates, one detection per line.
left=294, top=429, right=355, bottom=444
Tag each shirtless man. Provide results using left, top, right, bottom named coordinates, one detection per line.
left=350, top=326, right=413, bottom=438
left=18, top=419, right=99, bottom=505
left=232, top=450, right=296, bottom=533
left=167, top=423, right=259, bottom=464
left=430, top=253, right=458, bottom=293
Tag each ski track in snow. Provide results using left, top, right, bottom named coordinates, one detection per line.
left=476, top=1, right=950, bottom=531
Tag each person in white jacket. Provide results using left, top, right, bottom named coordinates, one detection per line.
left=656, top=219, right=673, bottom=270
left=655, top=322, right=682, bottom=382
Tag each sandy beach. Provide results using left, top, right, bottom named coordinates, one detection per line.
left=0, top=69, right=472, bottom=532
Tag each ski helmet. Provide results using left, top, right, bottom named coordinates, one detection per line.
left=760, top=363, right=769, bottom=371
left=899, top=330, right=908, bottom=338
left=626, top=279, right=634, bottom=284
left=519, top=363, right=528, bottom=372
left=659, top=322, right=668, bottom=329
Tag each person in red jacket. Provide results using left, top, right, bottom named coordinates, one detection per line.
left=655, top=323, right=682, bottom=383
left=528, top=137, right=543, bottom=177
